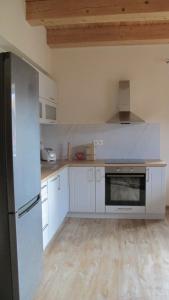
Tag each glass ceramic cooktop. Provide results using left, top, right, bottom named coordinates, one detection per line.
left=104, top=159, right=146, bottom=164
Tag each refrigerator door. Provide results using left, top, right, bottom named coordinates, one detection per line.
left=3, top=53, right=41, bottom=212
left=9, top=196, right=43, bottom=300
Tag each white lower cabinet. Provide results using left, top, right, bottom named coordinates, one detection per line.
left=146, top=167, right=166, bottom=217
left=58, top=168, right=69, bottom=224
left=48, top=168, right=69, bottom=243
left=69, top=167, right=96, bottom=212
left=41, top=182, right=49, bottom=250
left=48, top=175, right=59, bottom=241
left=41, top=165, right=166, bottom=245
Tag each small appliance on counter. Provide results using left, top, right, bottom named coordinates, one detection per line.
left=41, top=143, right=56, bottom=161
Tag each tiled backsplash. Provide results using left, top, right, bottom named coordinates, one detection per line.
left=41, top=123, right=160, bottom=160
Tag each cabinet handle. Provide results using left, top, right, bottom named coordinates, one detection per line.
left=90, top=168, right=94, bottom=182
left=41, top=184, right=47, bottom=190
left=146, top=168, right=149, bottom=182
left=87, top=169, right=91, bottom=182
left=42, top=198, right=48, bottom=204
left=58, top=175, right=61, bottom=190
left=43, top=224, right=48, bottom=231
left=87, top=168, right=93, bottom=182
left=96, top=169, right=101, bottom=182
left=49, top=97, right=55, bottom=101
left=116, top=207, right=132, bottom=211
left=51, top=176, right=58, bottom=182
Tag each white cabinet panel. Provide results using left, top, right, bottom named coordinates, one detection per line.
left=39, top=98, right=57, bottom=124
left=69, top=167, right=95, bottom=213
left=39, top=71, right=57, bottom=102
left=96, top=167, right=105, bottom=213
left=42, top=199, right=48, bottom=230
left=39, top=71, right=57, bottom=124
left=42, top=227, right=49, bottom=250
left=59, top=168, right=69, bottom=224
left=41, top=183, right=48, bottom=201
left=146, top=167, right=166, bottom=216
left=41, top=181, right=49, bottom=250
left=48, top=175, right=59, bottom=241
left=47, top=168, right=69, bottom=243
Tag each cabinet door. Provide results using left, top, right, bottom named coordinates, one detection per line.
left=44, top=100, right=57, bottom=123
left=48, top=175, right=59, bottom=241
left=69, top=167, right=95, bottom=213
left=59, top=168, right=69, bottom=223
left=41, top=182, right=49, bottom=250
left=42, top=227, right=49, bottom=250
left=96, top=167, right=105, bottom=213
left=39, top=98, right=57, bottom=124
left=146, top=167, right=166, bottom=216
left=39, top=72, right=57, bottom=102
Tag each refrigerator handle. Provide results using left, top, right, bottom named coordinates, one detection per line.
left=18, top=194, right=40, bottom=219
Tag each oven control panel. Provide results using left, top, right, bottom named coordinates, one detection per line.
left=105, top=167, right=146, bottom=174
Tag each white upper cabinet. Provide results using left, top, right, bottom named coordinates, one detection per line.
left=39, top=72, right=58, bottom=124
left=69, top=167, right=95, bottom=213
left=146, top=167, right=166, bottom=217
left=39, top=72, right=57, bottom=102
left=39, top=98, right=57, bottom=124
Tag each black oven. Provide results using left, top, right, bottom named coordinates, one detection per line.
left=105, top=167, right=146, bottom=206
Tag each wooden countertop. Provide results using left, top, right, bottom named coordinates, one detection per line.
left=41, top=159, right=167, bottom=183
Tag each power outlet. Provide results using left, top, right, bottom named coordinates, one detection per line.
left=93, top=139, right=104, bottom=146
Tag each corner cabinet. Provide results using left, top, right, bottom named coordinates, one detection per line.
left=146, top=167, right=166, bottom=218
left=39, top=71, right=58, bottom=124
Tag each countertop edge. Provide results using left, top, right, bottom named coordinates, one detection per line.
left=41, top=160, right=167, bottom=183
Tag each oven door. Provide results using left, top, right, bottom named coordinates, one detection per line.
left=105, top=173, right=145, bottom=208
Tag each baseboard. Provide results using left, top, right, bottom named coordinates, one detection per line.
left=68, top=212, right=165, bottom=220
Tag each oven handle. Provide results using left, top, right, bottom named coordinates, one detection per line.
left=106, top=174, right=145, bottom=178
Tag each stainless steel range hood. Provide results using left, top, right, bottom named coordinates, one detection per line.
left=107, top=80, right=145, bottom=124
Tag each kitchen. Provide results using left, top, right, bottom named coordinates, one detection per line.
left=1, top=1, right=169, bottom=300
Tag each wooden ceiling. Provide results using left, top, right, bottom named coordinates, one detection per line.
left=26, top=1, right=169, bottom=48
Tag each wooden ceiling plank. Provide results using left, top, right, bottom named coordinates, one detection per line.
left=47, top=22, right=169, bottom=48
left=26, top=0, right=169, bottom=26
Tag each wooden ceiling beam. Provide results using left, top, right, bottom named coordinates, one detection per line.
left=26, top=0, right=169, bottom=26
left=47, top=22, right=169, bottom=48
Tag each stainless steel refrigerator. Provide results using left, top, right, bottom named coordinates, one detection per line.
left=0, top=53, right=43, bottom=300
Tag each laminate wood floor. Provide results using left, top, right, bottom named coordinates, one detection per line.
left=35, top=213, right=169, bottom=300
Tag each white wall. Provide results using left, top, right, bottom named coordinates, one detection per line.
left=41, top=123, right=160, bottom=160
left=0, top=0, right=52, bottom=73
left=52, top=44, right=169, bottom=203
